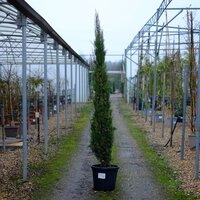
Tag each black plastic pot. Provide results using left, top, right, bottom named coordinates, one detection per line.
left=5, top=126, right=18, bottom=138
left=91, top=164, right=119, bottom=191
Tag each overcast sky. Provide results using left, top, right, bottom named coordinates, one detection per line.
left=25, top=0, right=164, bottom=61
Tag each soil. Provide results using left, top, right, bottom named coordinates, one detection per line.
left=48, top=95, right=168, bottom=200
left=0, top=105, right=78, bottom=200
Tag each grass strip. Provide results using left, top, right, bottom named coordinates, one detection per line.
left=119, top=100, right=197, bottom=200
left=29, top=103, right=92, bottom=200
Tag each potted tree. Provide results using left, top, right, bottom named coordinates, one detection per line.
left=0, top=79, right=19, bottom=138
left=90, top=13, right=119, bottom=191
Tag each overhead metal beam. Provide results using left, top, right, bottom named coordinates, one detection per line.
left=127, top=0, right=172, bottom=50
left=89, top=70, right=125, bottom=74
left=158, top=9, right=183, bottom=32
left=7, top=0, right=89, bottom=67
left=166, top=7, right=200, bottom=10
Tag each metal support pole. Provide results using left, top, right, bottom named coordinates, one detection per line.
left=55, top=42, right=60, bottom=138
left=126, top=76, right=128, bottom=102
left=178, top=26, right=181, bottom=62
left=75, top=58, right=77, bottom=120
left=136, top=72, right=139, bottom=111
left=86, top=67, right=88, bottom=102
left=52, top=94, right=55, bottom=117
left=27, top=68, right=30, bottom=131
left=82, top=65, right=84, bottom=106
left=124, top=49, right=127, bottom=100
left=130, top=49, right=134, bottom=103
left=70, top=55, right=73, bottom=124
left=21, top=14, right=28, bottom=181
left=127, top=57, right=130, bottom=103
left=161, top=59, right=166, bottom=138
left=85, top=66, right=87, bottom=102
left=195, top=29, right=200, bottom=179
left=64, top=50, right=68, bottom=129
left=83, top=67, right=85, bottom=104
left=130, top=49, right=132, bottom=81
left=170, top=62, right=175, bottom=147
left=79, top=62, right=81, bottom=111
left=88, top=68, right=90, bottom=101
left=86, top=67, right=89, bottom=102
left=136, top=32, right=141, bottom=112
left=43, top=32, right=48, bottom=154
left=152, top=10, right=159, bottom=132
left=85, top=67, right=87, bottom=102
left=2, top=100, right=5, bottom=152
left=129, top=49, right=132, bottom=104
left=0, top=63, right=2, bottom=79
left=141, top=76, right=145, bottom=116
left=181, top=65, right=188, bottom=160
left=145, top=76, right=148, bottom=122
left=132, top=77, right=135, bottom=111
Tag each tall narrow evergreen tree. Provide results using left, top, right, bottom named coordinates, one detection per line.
left=90, top=13, right=114, bottom=166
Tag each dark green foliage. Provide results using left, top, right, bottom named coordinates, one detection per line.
left=90, top=13, right=114, bottom=166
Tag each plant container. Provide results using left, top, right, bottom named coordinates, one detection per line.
left=167, top=116, right=177, bottom=127
left=91, top=164, right=119, bottom=191
left=155, top=114, right=163, bottom=123
left=188, top=135, right=200, bottom=149
left=5, top=126, right=18, bottom=138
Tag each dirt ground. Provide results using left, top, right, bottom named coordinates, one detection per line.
left=0, top=104, right=80, bottom=199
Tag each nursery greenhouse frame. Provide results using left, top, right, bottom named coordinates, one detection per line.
left=0, top=0, right=90, bottom=180
left=125, top=0, right=200, bottom=178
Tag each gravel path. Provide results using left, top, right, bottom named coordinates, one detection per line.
left=49, top=121, right=97, bottom=200
left=112, top=95, right=168, bottom=200
left=49, top=95, right=168, bottom=200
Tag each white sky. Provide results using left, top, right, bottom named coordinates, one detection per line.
left=25, top=0, right=162, bottom=61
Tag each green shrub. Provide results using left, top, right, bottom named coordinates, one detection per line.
left=90, top=13, right=114, bottom=166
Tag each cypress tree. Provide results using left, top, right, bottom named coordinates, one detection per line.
left=90, top=13, right=114, bottom=166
